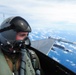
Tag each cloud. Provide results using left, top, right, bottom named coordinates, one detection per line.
left=0, top=0, right=76, bottom=30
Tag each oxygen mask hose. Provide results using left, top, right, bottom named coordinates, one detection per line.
left=19, top=49, right=26, bottom=75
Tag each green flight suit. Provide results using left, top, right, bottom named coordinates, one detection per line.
left=0, top=49, right=35, bottom=75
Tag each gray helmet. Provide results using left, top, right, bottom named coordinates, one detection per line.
left=0, top=16, right=31, bottom=49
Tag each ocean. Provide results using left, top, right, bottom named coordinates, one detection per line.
left=29, top=28, right=76, bottom=73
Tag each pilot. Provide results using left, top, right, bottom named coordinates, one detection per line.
left=0, top=16, right=41, bottom=75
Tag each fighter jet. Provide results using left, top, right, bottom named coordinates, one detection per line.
left=30, top=37, right=76, bottom=75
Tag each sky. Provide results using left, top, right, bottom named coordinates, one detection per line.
left=0, top=0, right=76, bottom=30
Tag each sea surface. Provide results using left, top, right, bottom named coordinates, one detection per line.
left=29, top=28, right=76, bottom=73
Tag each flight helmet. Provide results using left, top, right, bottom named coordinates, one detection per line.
left=0, top=16, right=31, bottom=53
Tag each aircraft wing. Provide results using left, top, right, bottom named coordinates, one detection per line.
left=31, top=38, right=55, bottom=55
